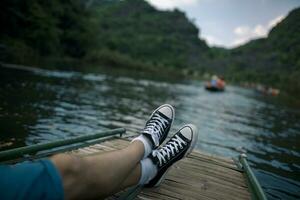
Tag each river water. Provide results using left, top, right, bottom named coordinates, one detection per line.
left=0, top=64, right=299, bottom=199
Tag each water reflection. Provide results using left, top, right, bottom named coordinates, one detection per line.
left=0, top=64, right=299, bottom=199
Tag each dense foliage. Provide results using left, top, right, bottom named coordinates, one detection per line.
left=0, top=0, right=299, bottom=92
left=218, top=7, right=300, bottom=93
left=0, top=0, right=96, bottom=64
left=0, top=0, right=210, bottom=70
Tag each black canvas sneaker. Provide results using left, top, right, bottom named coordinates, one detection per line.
left=142, top=104, right=175, bottom=148
left=145, top=124, right=198, bottom=187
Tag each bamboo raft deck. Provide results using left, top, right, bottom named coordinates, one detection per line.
left=70, top=137, right=252, bottom=200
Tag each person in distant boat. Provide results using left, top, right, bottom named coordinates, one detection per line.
left=0, top=104, right=198, bottom=200
left=210, top=75, right=218, bottom=87
left=216, top=76, right=226, bottom=88
left=205, top=75, right=226, bottom=91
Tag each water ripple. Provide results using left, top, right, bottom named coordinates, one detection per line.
left=0, top=64, right=299, bottom=199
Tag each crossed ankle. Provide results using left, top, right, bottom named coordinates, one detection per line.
left=132, top=135, right=153, bottom=159
left=139, top=158, right=157, bottom=185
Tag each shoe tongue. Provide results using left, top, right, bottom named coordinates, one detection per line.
left=142, top=129, right=159, bottom=147
left=151, top=134, right=159, bottom=146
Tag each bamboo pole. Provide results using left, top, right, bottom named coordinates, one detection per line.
left=239, top=154, right=267, bottom=200
left=0, top=128, right=126, bottom=162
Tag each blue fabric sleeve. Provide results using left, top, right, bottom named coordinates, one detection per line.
left=0, top=159, right=64, bottom=200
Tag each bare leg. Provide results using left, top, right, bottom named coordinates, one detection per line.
left=51, top=104, right=175, bottom=199
left=112, top=164, right=141, bottom=193
left=51, top=141, right=144, bottom=200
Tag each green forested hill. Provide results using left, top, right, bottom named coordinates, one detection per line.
left=0, top=0, right=299, bottom=92
left=234, top=7, right=300, bottom=70
left=217, top=7, right=300, bottom=92
left=0, top=0, right=210, bottom=70
left=0, top=0, right=97, bottom=63
left=89, top=0, right=210, bottom=69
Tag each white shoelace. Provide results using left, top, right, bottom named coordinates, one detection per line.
left=143, top=113, right=169, bottom=146
left=153, top=135, right=187, bottom=167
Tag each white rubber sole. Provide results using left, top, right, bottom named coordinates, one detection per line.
left=184, top=124, right=198, bottom=157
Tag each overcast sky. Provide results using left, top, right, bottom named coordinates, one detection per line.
left=145, top=0, right=300, bottom=48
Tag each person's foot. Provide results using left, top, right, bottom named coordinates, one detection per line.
left=145, top=124, right=198, bottom=187
left=142, top=104, right=175, bottom=148
left=132, top=104, right=175, bottom=158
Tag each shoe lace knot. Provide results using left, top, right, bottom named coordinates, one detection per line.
left=153, top=135, right=187, bottom=167
left=143, top=113, right=169, bottom=146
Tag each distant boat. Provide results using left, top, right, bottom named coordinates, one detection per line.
left=205, top=75, right=226, bottom=92
left=205, top=82, right=225, bottom=92
left=255, top=85, right=280, bottom=96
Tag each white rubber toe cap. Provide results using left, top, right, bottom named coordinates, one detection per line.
left=180, top=124, right=197, bottom=141
left=180, top=124, right=198, bottom=155
left=158, top=104, right=174, bottom=119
